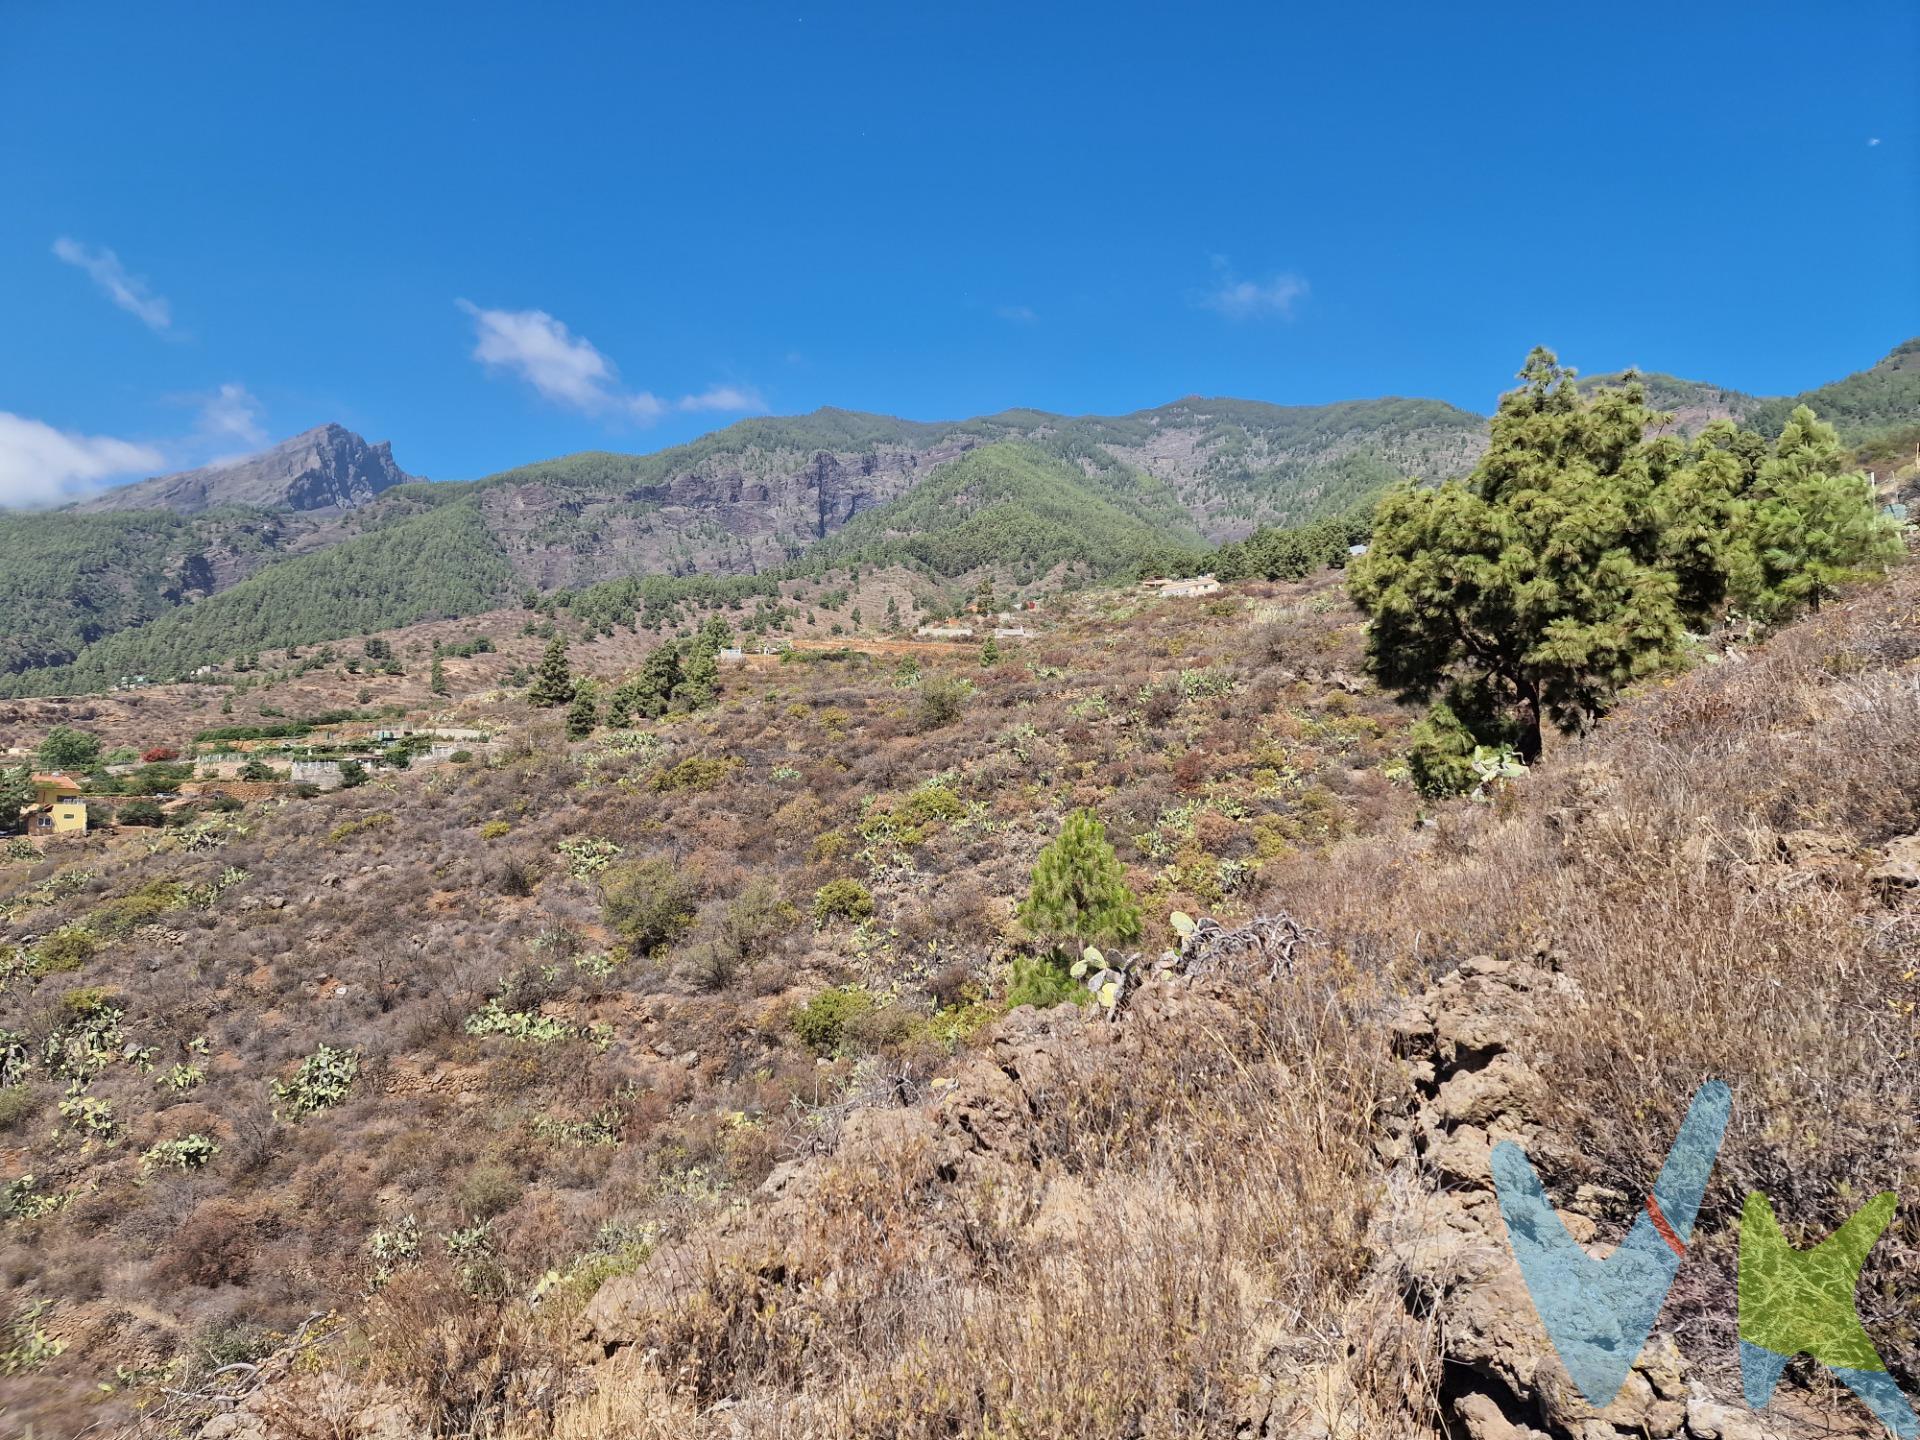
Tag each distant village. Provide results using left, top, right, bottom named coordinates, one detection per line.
left=7, top=719, right=495, bottom=844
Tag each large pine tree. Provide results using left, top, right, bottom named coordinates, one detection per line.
left=1351, top=349, right=1692, bottom=764
left=1351, top=351, right=1898, bottom=778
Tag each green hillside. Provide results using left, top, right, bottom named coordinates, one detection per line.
left=450, top=407, right=1031, bottom=496
left=0, top=508, right=290, bottom=677
left=1061, top=395, right=1488, bottom=532
left=1578, top=369, right=1759, bottom=423
left=810, top=441, right=1209, bottom=581
left=1579, top=338, right=1920, bottom=448
left=1746, top=338, right=1920, bottom=444
left=3, top=344, right=1910, bottom=699
left=0, top=501, right=515, bottom=696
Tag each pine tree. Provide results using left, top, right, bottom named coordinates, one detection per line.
left=628, top=643, right=683, bottom=719
left=1017, top=809, right=1142, bottom=952
left=1353, top=351, right=1899, bottom=775
left=429, top=655, right=449, bottom=697
left=1351, top=349, right=1697, bottom=763
left=980, top=636, right=1000, bottom=667
left=527, top=637, right=575, bottom=708
left=1729, top=406, right=1900, bottom=623
left=566, top=681, right=599, bottom=740
left=0, top=766, right=31, bottom=832
left=606, top=682, right=634, bottom=729
left=678, top=644, right=719, bottom=709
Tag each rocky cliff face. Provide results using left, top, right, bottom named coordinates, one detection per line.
left=477, top=435, right=985, bottom=588
left=78, top=423, right=417, bottom=515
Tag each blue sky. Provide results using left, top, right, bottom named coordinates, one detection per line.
left=2, top=0, right=1914, bottom=503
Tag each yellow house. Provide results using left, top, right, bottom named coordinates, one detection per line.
left=23, top=774, right=87, bottom=836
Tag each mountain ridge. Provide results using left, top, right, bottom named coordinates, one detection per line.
left=75, top=422, right=417, bottom=516
left=3, top=340, right=1912, bottom=696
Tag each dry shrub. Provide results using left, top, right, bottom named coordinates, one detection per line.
left=151, top=1200, right=264, bottom=1289
left=363, top=1265, right=561, bottom=1435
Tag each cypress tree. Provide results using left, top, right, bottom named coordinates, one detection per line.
left=1017, top=809, right=1142, bottom=952
left=527, top=637, right=575, bottom=708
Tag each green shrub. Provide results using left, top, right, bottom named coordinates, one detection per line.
left=648, top=755, right=738, bottom=793
left=327, top=812, right=393, bottom=845
left=89, top=880, right=184, bottom=937
left=31, top=927, right=98, bottom=975
left=480, top=819, right=511, bottom=840
left=913, top=675, right=971, bottom=732
left=1003, top=952, right=1089, bottom=1011
left=456, top=1163, right=523, bottom=1220
left=812, top=878, right=875, bottom=926
left=0, top=1087, right=40, bottom=1133
left=59, top=986, right=113, bottom=1017
left=602, top=857, right=699, bottom=954
left=725, top=878, right=796, bottom=946
left=791, top=985, right=878, bottom=1054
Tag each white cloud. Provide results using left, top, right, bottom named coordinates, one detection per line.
left=1868, top=137, right=1882, bottom=147
left=457, top=300, right=761, bottom=425
left=195, top=382, right=267, bottom=448
left=679, top=384, right=767, bottom=414
left=1199, top=258, right=1309, bottom=320
left=0, top=413, right=164, bottom=507
left=994, top=304, right=1038, bottom=324
left=51, top=237, right=173, bottom=331
left=458, top=300, right=635, bottom=412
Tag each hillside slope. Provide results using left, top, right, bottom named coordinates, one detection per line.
left=3, top=499, right=515, bottom=695
left=808, top=440, right=1209, bottom=581
left=3, top=556, right=1917, bottom=1436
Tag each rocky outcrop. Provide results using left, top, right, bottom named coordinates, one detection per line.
left=204, top=952, right=1899, bottom=1438
left=1365, top=955, right=1882, bottom=1440
left=1869, top=833, right=1920, bottom=890
left=479, top=437, right=983, bottom=590
left=80, top=424, right=417, bottom=515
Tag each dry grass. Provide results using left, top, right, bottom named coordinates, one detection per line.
left=421, top=959, right=1439, bottom=1440
left=1278, top=566, right=1920, bottom=1383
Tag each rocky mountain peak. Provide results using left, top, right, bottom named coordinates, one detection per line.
left=77, top=423, right=417, bottom=516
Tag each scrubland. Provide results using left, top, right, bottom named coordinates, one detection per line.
left=2, top=560, right=1916, bottom=1437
